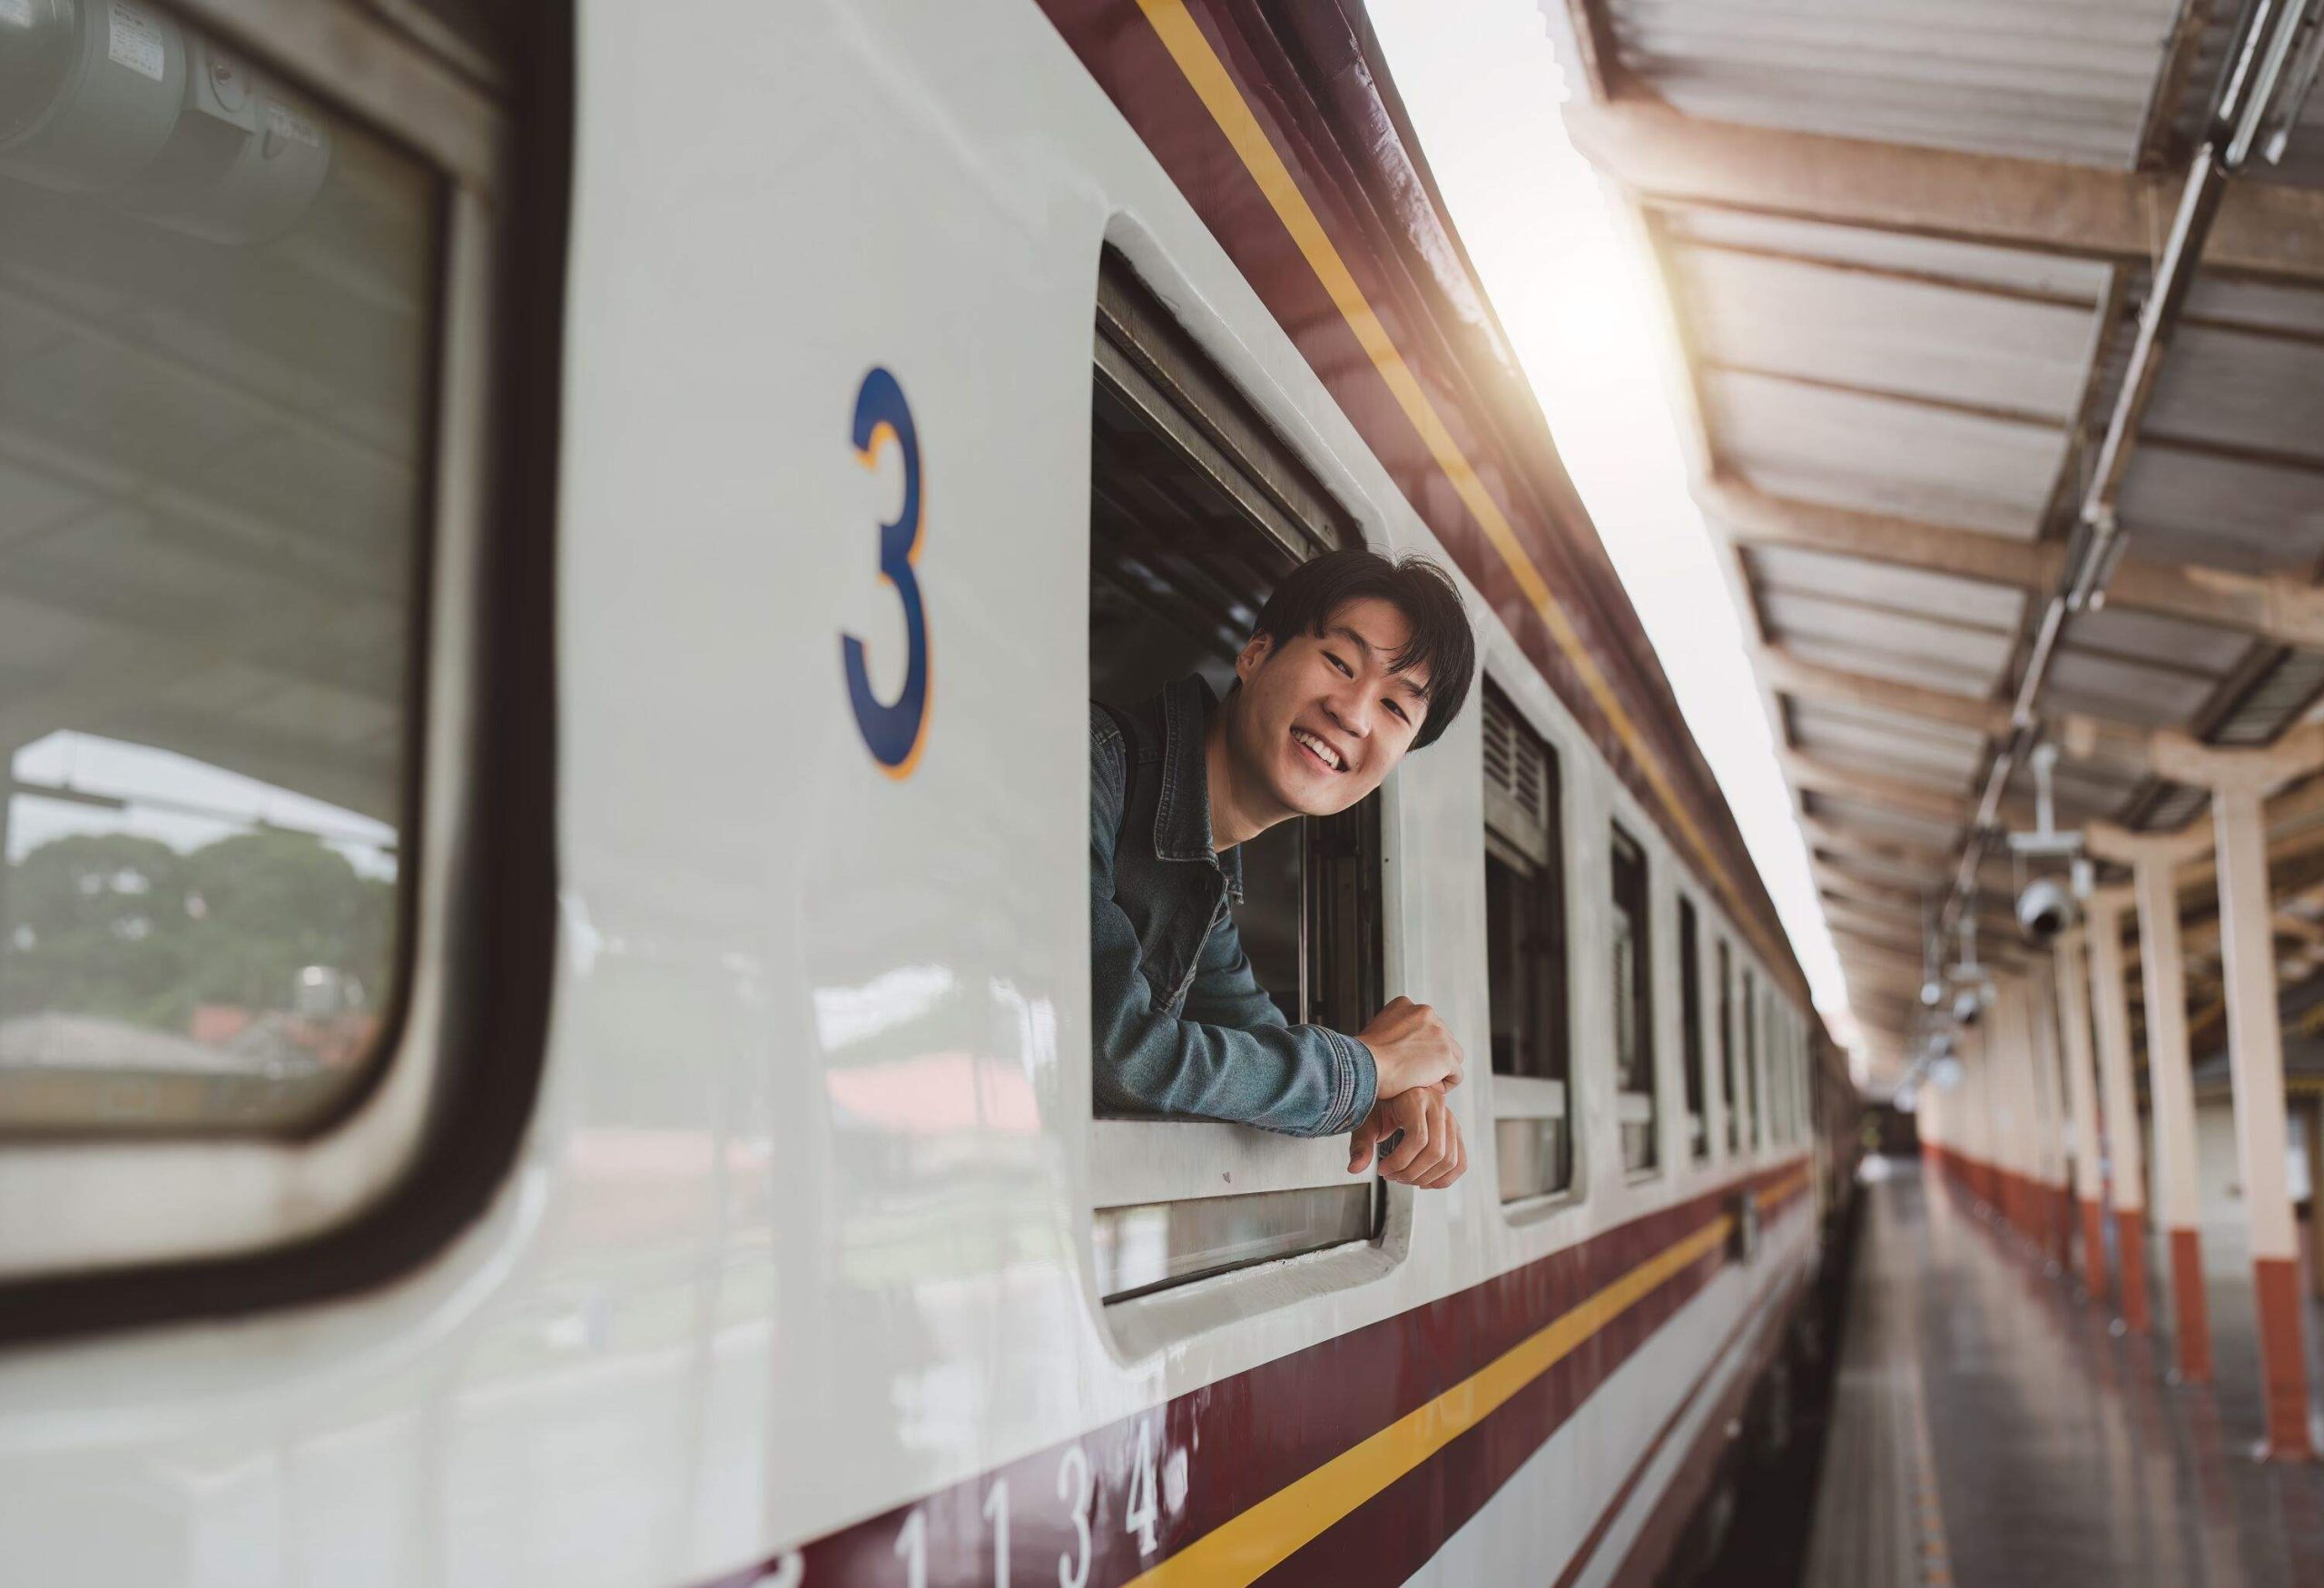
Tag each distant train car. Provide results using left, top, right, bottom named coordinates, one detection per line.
left=0, top=2, right=1854, bottom=1583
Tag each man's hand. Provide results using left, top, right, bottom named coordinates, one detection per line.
left=1359, top=995, right=1465, bottom=1099
left=1348, top=1085, right=1466, bottom=1189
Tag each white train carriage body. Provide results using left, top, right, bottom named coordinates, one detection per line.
left=0, top=2, right=1838, bottom=1584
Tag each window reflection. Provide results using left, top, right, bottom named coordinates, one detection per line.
left=0, top=2, right=434, bottom=1132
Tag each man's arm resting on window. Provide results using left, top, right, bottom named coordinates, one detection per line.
left=1090, top=728, right=1374, bottom=1138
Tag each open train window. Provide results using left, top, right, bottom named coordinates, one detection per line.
left=0, top=0, right=556, bottom=1312
left=1482, top=681, right=1571, bottom=1204
left=1679, top=898, right=1707, bottom=1164
left=1085, top=255, right=1384, bottom=1303
left=1610, top=824, right=1656, bottom=1175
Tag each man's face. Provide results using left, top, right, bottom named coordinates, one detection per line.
left=1227, top=596, right=1430, bottom=818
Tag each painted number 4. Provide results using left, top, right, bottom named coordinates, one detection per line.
left=1125, top=1419, right=1160, bottom=1557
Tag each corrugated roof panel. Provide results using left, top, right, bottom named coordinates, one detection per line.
left=2064, top=604, right=2253, bottom=673
left=2185, top=278, right=2324, bottom=338
left=2003, top=752, right=2142, bottom=816
left=2210, top=649, right=2324, bottom=744
left=1606, top=0, right=2181, bottom=168
left=2115, top=447, right=2324, bottom=574
left=1782, top=634, right=2004, bottom=699
left=1809, top=741, right=1976, bottom=799
left=2043, top=648, right=2221, bottom=725
left=1675, top=245, right=2101, bottom=420
left=2140, top=323, right=2324, bottom=466
left=1746, top=544, right=2027, bottom=631
left=1817, top=850, right=1947, bottom=895
left=1707, top=368, right=2068, bottom=537
left=1790, top=695, right=1987, bottom=758
left=1791, top=711, right=1987, bottom=785
left=1805, top=789, right=1963, bottom=848
left=1762, top=586, right=2014, bottom=657
left=1659, top=210, right=2115, bottom=299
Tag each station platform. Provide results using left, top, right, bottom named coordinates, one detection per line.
left=1803, top=1158, right=2324, bottom=1587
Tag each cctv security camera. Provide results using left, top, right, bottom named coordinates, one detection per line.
left=2018, top=874, right=2079, bottom=942
left=1954, top=988, right=1984, bottom=1027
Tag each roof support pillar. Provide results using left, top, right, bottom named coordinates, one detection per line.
left=2055, top=930, right=2108, bottom=1295
left=2086, top=888, right=2152, bottom=1333
left=2128, top=841, right=2214, bottom=1382
left=2212, top=782, right=2314, bottom=1456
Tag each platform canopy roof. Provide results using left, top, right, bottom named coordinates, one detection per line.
left=1545, top=0, right=2324, bottom=1088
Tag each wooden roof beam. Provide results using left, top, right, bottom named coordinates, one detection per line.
left=1564, top=98, right=2324, bottom=284
left=1708, top=479, right=2324, bottom=652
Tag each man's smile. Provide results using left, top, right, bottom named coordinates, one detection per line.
left=1291, top=724, right=1347, bottom=774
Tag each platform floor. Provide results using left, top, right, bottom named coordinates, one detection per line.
left=1803, top=1158, right=2324, bottom=1587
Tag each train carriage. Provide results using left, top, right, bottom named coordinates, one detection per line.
left=0, top=1, right=1858, bottom=1583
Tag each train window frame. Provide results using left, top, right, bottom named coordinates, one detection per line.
left=1678, top=896, right=1709, bottom=1166
left=1610, top=823, right=1657, bottom=1179
left=1739, top=965, right=1760, bottom=1155
left=1084, top=251, right=1406, bottom=1325
left=0, top=0, right=561, bottom=1336
left=1718, top=938, right=1738, bottom=1157
left=1480, top=677, right=1576, bottom=1211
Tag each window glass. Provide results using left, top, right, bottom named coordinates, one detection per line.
left=1482, top=683, right=1569, bottom=1202
left=1086, top=257, right=1378, bottom=1293
left=0, top=1, right=437, bottom=1135
left=1679, top=897, right=1706, bottom=1162
left=1610, top=825, right=1654, bottom=1173
left=1741, top=968, right=1761, bottom=1152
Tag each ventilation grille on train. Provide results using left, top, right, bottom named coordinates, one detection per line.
left=1483, top=688, right=1552, bottom=865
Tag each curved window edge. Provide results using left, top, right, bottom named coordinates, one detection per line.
left=0, top=0, right=566, bottom=1345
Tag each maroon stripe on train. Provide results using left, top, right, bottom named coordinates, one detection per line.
left=1032, top=0, right=1807, bottom=1005
left=696, top=1161, right=1811, bottom=1586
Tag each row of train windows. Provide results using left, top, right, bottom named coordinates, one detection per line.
left=1088, top=259, right=1814, bottom=1302
left=0, top=10, right=1802, bottom=1321
left=1482, top=682, right=1812, bottom=1200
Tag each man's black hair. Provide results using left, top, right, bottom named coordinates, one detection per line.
left=1250, top=547, right=1475, bottom=750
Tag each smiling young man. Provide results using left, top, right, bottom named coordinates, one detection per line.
left=1089, top=547, right=1477, bottom=1189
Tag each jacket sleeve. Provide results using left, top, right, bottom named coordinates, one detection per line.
left=1089, top=709, right=1376, bottom=1138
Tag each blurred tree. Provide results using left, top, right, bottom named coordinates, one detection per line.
left=2, top=828, right=392, bottom=1034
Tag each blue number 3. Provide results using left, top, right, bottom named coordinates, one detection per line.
left=842, top=368, right=929, bottom=778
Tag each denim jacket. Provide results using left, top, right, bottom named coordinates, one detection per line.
left=1088, top=676, right=1377, bottom=1137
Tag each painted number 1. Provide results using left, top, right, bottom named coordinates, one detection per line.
left=841, top=367, right=930, bottom=779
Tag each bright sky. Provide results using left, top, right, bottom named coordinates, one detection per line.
left=1366, top=1, right=1857, bottom=1057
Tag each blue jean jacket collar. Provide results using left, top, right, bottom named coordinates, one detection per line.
left=1153, top=676, right=1245, bottom=903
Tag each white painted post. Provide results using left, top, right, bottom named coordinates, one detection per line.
left=2027, top=975, right=2071, bottom=1264
left=2087, top=890, right=2151, bottom=1330
left=2131, top=845, right=2212, bottom=1381
left=2055, top=930, right=2107, bottom=1293
left=2212, top=784, right=2312, bottom=1455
